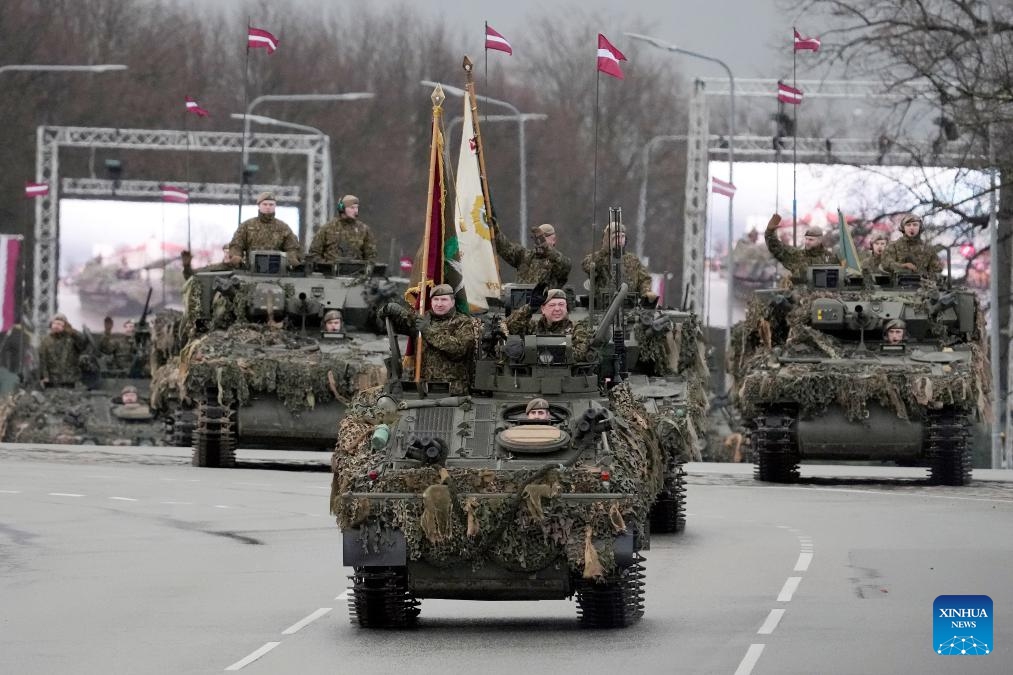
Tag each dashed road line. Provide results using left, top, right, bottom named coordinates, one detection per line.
left=757, top=608, right=785, bottom=635
left=0, top=489, right=21, bottom=494
left=224, top=641, right=281, bottom=671
left=335, top=590, right=349, bottom=601
left=281, top=607, right=332, bottom=635
left=794, top=551, right=813, bottom=572
left=49, top=492, right=84, bottom=497
left=777, top=576, right=802, bottom=602
left=110, top=496, right=138, bottom=502
left=733, top=644, right=765, bottom=675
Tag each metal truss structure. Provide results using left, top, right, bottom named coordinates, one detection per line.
left=60, top=178, right=301, bottom=204
left=32, top=125, right=329, bottom=336
left=679, top=77, right=986, bottom=316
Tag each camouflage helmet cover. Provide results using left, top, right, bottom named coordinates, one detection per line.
left=323, top=309, right=342, bottom=322
left=525, top=398, right=550, bottom=414
left=870, top=231, right=889, bottom=244
left=339, top=194, right=359, bottom=211
left=256, top=191, right=277, bottom=204
left=884, top=318, right=906, bottom=331
left=543, top=288, right=566, bottom=303
left=121, top=385, right=138, bottom=395
left=898, top=213, right=922, bottom=231
left=804, top=226, right=823, bottom=238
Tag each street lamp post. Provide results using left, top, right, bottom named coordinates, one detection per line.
left=626, top=33, right=737, bottom=390
left=635, top=135, right=689, bottom=262
left=0, top=64, right=128, bottom=75
left=421, top=80, right=546, bottom=247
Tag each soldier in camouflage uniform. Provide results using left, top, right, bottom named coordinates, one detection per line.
left=308, top=194, right=378, bottom=263
left=323, top=309, right=344, bottom=334
left=764, top=214, right=838, bottom=279
left=381, top=284, right=478, bottom=394
left=582, top=222, right=655, bottom=305
left=862, top=231, right=889, bottom=273
left=228, top=191, right=302, bottom=266
left=38, top=314, right=88, bottom=388
left=505, top=288, right=596, bottom=362
left=883, top=318, right=906, bottom=345
left=493, top=221, right=571, bottom=287
left=882, top=213, right=942, bottom=276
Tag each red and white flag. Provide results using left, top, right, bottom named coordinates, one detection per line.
left=485, top=24, right=512, bottom=55
left=24, top=182, right=49, bottom=198
left=777, top=81, right=803, bottom=105
left=711, top=176, right=736, bottom=198
left=185, top=96, right=209, bottom=117
left=597, top=33, right=627, bottom=79
left=248, top=26, right=278, bottom=54
left=161, top=185, right=189, bottom=203
left=0, top=235, right=22, bottom=333
left=793, top=29, right=821, bottom=52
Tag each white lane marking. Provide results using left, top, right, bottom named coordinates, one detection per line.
left=734, top=644, right=766, bottom=675
left=794, top=551, right=814, bottom=572
left=110, top=497, right=138, bottom=502
left=335, top=590, right=349, bottom=601
left=213, top=505, right=232, bottom=509
left=776, top=524, right=790, bottom=529
left=757, top=608, right=785, bottom=635
left=777, top=576, right=802, bottom=602
left=0, top=490, right=21, bottom=494
left=49, top=493, right=84, bottom=497
left=309, top=486, right=330, bottom=490
left=224, top=642, right=281, bottom=671
left=281, top=607, right=332, bottom=635
left=160, top=501, right=193, bottom=505
left=232, top=482, right=274, bottom=488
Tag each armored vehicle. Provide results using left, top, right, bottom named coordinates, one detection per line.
left=331, top=286, right=665, bottom=628
left=729, top=265, right=990, bottom=485
left=181, top=252, right=400, bottom=467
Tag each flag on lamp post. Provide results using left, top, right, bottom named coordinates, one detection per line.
left=793, top=29, right=821, bottom=52
left=0, top=235, right=22, bottom=333
left=24, top=182, right=49, bottom=198
left=485, top=24, right=512, bottom=55
left=597, top=33, right=627, bottom=79
left=777, top=81, right=803, bottom=105
left=711, top=177, right=736, bottom=198
left=248, top=26, right=278, bottom=53
left=161, top=185, right=189, bottom=203
left=185, top=96, right=209, bottom=117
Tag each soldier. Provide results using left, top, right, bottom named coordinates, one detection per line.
left=493, top=221, right=571, bottom=287
left=308, top=194, right=378, bottom=263
left=323, top=309, right=344, bottom=334
left=38, top=313, right=87, bottom=388
left=525, top=397, right=551, bottom=420
left=764, top=213, right=839, bottom=279
left=582, top=222, right=655, bottom=304
left=380, top=284, right=478, bottom=395
left=505, top=287, right=596, bottom=362
left=112, top=384, right=154, bottom=421
left=862, top=232, right=889, bottom=273
left=227, top=191, right=302, bottom=267
left=883, top=318, right=906, bottom=345
left=882, top=213, right=943, bottom=276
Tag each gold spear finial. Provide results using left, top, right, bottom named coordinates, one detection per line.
left=431, top=84, right=445, bottom=108
left=463, top=55, right=473, bottom=72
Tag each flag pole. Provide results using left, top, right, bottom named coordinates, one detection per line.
left=590, top=70, right=601, bottom=321
left=416, top=86, right=445, bottom=381
left=183, top=103, right=192, bottom=251
left=463, top=56, right=501, bottom=284
left=791, top=29, right=799, bottom=247
left=484, top=21, right=489, bottom=95
left=237, top=17, right=252, bottom=227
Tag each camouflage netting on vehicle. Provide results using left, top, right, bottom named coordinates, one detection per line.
left=330, top=384, right=662, bottom=578
left=150, top=356, right=185, bottom=413
left=150, top=309, right=185, bottom=372
left=729, top=287, right=992, bottom=422
left=181, top=324, right=386, bottom=411
left=0, top=388, right=164, bottom=445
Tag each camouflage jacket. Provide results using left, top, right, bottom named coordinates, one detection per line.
left=582, top=248, right=652, bottom=300
left=882, top=235, right=942, bottom=276
left=98, top=333, right=134, bottom=372
left=308, top=216, right=377, bottom=263
left=764, top=230, right=838, bottom=278
left=504, top=305, right=595, bottom=362
left=388, top=305, right=478, bottom=394
left=39, top=330, right=86, bottom=386
left=494, top=226, right=571, bottom=286
left=861, top=251, right=886, bottom=273
left=228, top=215, right=302, bottom=265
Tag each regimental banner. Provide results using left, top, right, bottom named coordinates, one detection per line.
left=452, top=92, right=501, bottom=312
left=0, top=235, right=23, bottom=332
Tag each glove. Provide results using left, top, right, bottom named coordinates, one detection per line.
left=415, top=315, right=431, bottom=335
left=181, top=250, right=193, bottom=267
left=528, top=282, right=548, bottom=309
left=765, top=213, right=782, bottom=233
left=642, top=291, right=659, bottom=307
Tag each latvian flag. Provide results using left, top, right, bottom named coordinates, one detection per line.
left=777, top=81, right=803, bottom=105
left=597, top=33, right=627, bottom=79
left=793, top=29, right=821, bottom=52
left=161, top=185, right=189, bottom=203
left=0, top=235, right=22, bottom=332
left=248, top=26, right=278, bottom=54
left=185, top=96, right=209, bottom=117
left=485, top=24, right=512, bottom=55
left=711, top=176, right=736, bottom=198
left=25, top=182, right=49, bottom=198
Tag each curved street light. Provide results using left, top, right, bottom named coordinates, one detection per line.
left=421, top=80, right=547, bottom=246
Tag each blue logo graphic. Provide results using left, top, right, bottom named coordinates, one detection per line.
left=933, top=595, right=992, bottom=655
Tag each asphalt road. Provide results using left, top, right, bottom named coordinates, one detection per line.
left=1, top=446, right=1011, bottom=674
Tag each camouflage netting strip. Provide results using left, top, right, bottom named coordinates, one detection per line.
left=180, top=324, right=386, bottom=411
left=149, top=357, right=186, bottom=412
left=330, top=384, right=660, bottom=577
left=0, top=388, right=165, bottom=445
